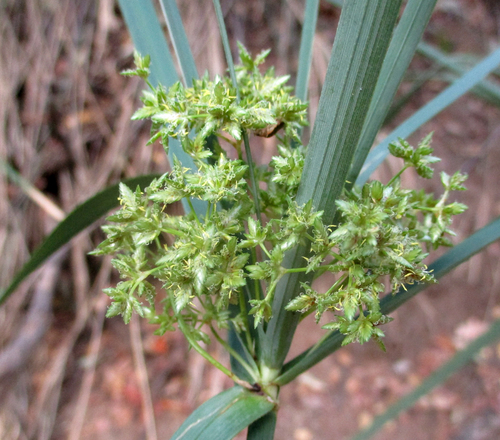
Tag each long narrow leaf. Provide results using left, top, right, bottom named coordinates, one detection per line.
left=212, top=0, right=238, bottom=98
left=117, top=0, right=177, bottom=87
left=117, top=0, right=205, bottom=215
left=170, top=386, right=274, bottom=440
left=0, top=174, right=160, bottom=305
left=347, top=0, right=438, bottom=185
left=357, top=47, right=500, bottom=185
left=276, top=216, right=500, bottom=385
left=352, top=317, right=500, bottom=440
left=262, top=0, right=404, bottom=370
left=0, top=158, right=64, bottom=222
left=159, top=0, right=199, bottom=85
left=247, top=410, right=277, bottom=440
left=417, top=41, right=500, bottom=107
left=295, top=0, right=320, bottom=103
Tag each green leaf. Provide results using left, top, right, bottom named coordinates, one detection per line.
left=352, top=318, right=500, bottom=440
left=0, top=175, right=159, bottom=305
left=116, top=0, right=206, bottom=217
left=347, top=0, right=438, bottom=185
left=212, top=0, right=239, bottom=100
left=276, top=216, right=500, bottom=386
left=417, top=41, right=500, bottom=108
left=262, top=0, right=403, bottom=371
left=357, top=47, right=500, bottom=185
left=158, top=0, right=199, bottom=86
left=247, top=410, right=278, bottom=440
left=116, top=0, right=177, bottom=87
left=295, top=0, right=320, bottom=103
left=170, top=386, right=274, bottom=440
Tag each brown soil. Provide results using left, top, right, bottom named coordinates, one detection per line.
left=1, top=1, right=500, bottom=439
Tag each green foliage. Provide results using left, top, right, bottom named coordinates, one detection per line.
left=127, top=49, right=308, bottom=162
left=285, top=137, right=467, bottom=347
left=93, top=47, right=466, bottom=359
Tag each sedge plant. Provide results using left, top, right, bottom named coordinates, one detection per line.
left=92, top=30, right=467, bottom=440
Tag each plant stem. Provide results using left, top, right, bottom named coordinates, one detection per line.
left=210, top=324, right=260, bottom=383
left=259, top=243, right=272, bottom=260
left=239, top=287, right=255, bottom=354
left=243, top=130, right=262, bottom=223
left=176, top=314, right=252, bottom=389
left=386, top=165, right=409, bottom=186
left=186, top=197, right=202, bottom=226
left=284, top=267, right=308, bottom=274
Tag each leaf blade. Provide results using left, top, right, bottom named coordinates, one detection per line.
left=116, top=0, right=205, bottom=216
left=417, top=41, right=500, bottom=108
left=357, top=47, right=500, bottom=185
left=170, top=386, right=274, bottom=440
left=347, top=0, right=438, bottom=185
left=159, top=0, right=199, bottom=86
left=262, top=0, right=404, bottom=370
left=0, top=175, right=159, bottom=305
left=116, top=0, right=177, bottom=87
left=295, top=0, right=320, bottom=103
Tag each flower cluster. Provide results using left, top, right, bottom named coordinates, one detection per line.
left=93, top=48, right=467, bottom=350
left=124, top=45, right=308, bottom=163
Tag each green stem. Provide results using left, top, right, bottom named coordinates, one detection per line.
left=242, top=130, right=262, bottom=223
left=186, top=197, right=202, bottom=226
left=205, top=201, right=212, bottom=219
left=239, top=287, right=255, bottom=355
left=250, top=248, right=263, bottom=301
left=215, top=132, right=239, bottom=149
left=176, top=313, right=252, bottom=388
left=212, top=0, right=240, bottom=101
left=209, top=324, right=259, bottom=383
left=386, top=164, right=410, bottom=187
left=326, top=274, right=349, bottom=296
left=259, top=243, right=272, bottom=260
left=284, top=267, right=308, bottom=274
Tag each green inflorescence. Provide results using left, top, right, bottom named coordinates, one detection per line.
left=92, top=46, right=467, bottom=352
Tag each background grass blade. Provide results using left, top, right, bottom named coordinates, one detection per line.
left=212, top=0, right=238, bottom=97
left=356, top=47, right=500, bottom=186
left=276, top=216, right=500, bottom=385
left=262, top=0, right=404, bottom=370
left=295, top=0, right=320, bottom=103
left=417, top=41, right=500, bottom=107
left=117, top=0, right=205, bottom=215
left=170, top=386, right=274, bottom=440
left=0, top=174, right=159, bottom=305
left=352, top=317, right=500, bottom=440
left=159, top=0, right=199, bottom=85
left=346, top=0, right=438, bottom=185
left=0, top=158, right=64, bottom=222
left=116, top=0, right=177, bottom=87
